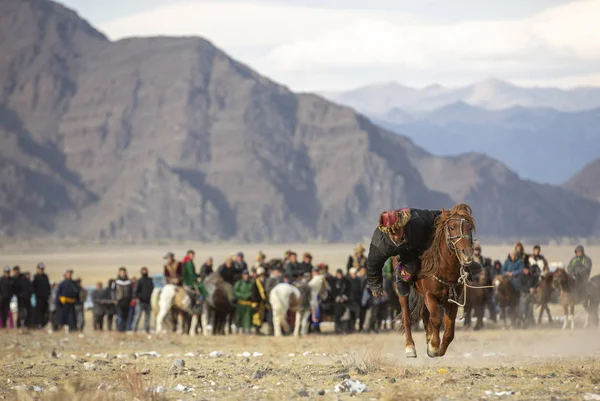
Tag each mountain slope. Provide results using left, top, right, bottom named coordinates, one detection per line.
left=563, top=159, right=600, bottom=202
left=1, top=0, right=599, bottom=241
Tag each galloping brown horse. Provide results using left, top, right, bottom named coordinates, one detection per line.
left=397, top=203, right=475, bottom=358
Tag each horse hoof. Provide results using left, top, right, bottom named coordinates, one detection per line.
left=405, top=346, right=417, bottom=358
left=427, top=343, right=440, bottom=358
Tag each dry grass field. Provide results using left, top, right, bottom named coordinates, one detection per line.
left=1, top=243, right=599, bottom=400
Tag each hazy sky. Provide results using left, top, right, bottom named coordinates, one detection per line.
left=60, top=0, right=600, bottom=91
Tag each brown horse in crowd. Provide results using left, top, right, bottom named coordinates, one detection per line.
left=397, top=203, right=475, bottom=358
left=535, top=271, right=554, bottom=324
left=583, top=274, right=600, bottom=328
left=553, top=267, right=581, bottom=330
left=463, top=270, right=488, bottom=330
left=493, top=274, right=520, bottom=329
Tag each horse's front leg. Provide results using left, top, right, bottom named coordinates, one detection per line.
left=399, top=295, right=416, bottom=358
left=422, top=305, right=430, bottom=345
left=423, top=292, right=441, bottom=358
left=570, top=304, right=575, bottom=330
left=562, top=303, right=569, bottom=330
left=439, top=303, right=458, bottom=356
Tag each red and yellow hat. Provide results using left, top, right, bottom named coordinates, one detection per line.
left=378, top=208, right=411, bottom=235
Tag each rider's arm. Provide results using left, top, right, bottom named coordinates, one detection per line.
left=366, top=242, right=388, bottom=294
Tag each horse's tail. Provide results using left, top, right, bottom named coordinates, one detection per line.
left=395, top=292, right=424, bottom=334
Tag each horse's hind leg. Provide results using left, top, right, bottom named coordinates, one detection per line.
left=424, top=293, right=441, bottom=358
left=439, top=304, right=458, bottom=357
left=562, top=304, right=569, bottom=330
left=570, top=304, right=575, bottom=330
left=399, top=295, right=417, bottom=358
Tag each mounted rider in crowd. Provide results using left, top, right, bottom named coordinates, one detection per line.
left=567, top=245, right=592, bottom=290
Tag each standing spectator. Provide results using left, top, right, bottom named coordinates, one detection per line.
left=114, top=267, right=132, bottom=332
left=252, top=251, right=267, bottom=272
left=218, top=257, right=236, bottom=285
left=48, top=281, right=57, bottom=331
left=332, top=269, right=351, bottom=334
left=32, top=263, right=51, bottom=328
left=75, top=278, right=87, bottom=332
left=516, top=265, right=537, bottom=328
left=55, top=270, right=79, bottom=333
left=91, top=282, right=105, bottom=331
left=366, top=277, right=390, bottom=333
left=12, top=266, right=32, bottom=328
left=163, top=252, right=182, bottom=285
left=102, top=279, right=116, bottom=331
left=347, top=267, right=362, bottom=333
left=284, top=252, right=300, bottom=280
left=0, top=266, right=14, bottom=329
left=490, top=260, right=503, bottom=278
left=233, top=270, right=253, bottom=334
left=251, top=267, right=268, bottom=335
left=299, top=253, right=314, bottom=276
left=132, top=267, right=154, bottom=333
left=347, top=244, right=367, bottom=274
left=200, top=257, right=214, bottom=281
left=357, top=266, right=368, bottom=332
left=235, top=252, right=248, bottom=276
left=126, top=276, right=137, bottom=331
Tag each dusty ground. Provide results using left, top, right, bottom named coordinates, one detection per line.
left=1, top=326, right=600, bottom=401
left=2, top=244, right=600, bottom=400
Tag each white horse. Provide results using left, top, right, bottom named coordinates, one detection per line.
left=270, top=275, right=329, bottom=337
left=270, top=283, right=302, bottom=337
left=155, top=284, right=203, bottom=335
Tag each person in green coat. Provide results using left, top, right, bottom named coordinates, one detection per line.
left=383, top=256, right=395, bottom=281
left=234, top=270, right=254, bottom=334
left=181, top=250, right=208, bottom=299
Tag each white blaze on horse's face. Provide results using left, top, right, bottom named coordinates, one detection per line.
left=493, top=277, right=502, bottom=289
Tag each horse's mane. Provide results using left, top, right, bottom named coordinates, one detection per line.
left=420, top=203, right=476, bottom=277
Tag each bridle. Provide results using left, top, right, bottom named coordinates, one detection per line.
left=444, top=217, right=473, bottom=254
left=437, top=216, right=492, bottom=307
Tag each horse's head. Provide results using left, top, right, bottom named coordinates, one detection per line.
left=492, top=274, right=504, bottom=290
left=441, top=203, right=475, bottom=266
left=552, top=268, right=568, bottom=289
left=420, top=203, right=476, bottom=278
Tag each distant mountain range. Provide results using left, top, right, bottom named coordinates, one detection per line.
left=563, top=158, right=600, bottom=202
left=1, top=0, right=599, bottom=242
left=322, top=81, right=600, bottom=184
left=370, top=102, right=600, bottom=184
left=322, top=79, right=600, bottom=114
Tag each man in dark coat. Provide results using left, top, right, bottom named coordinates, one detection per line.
left=347, top=267, right=362, bottom=333
left=55, top=270, right=80, bottom=333
left=113, top=267, right=132, bottom=332
left=366, top=208, right=441, bottom=297
left=0, top=266, right=14, bottom=328
left=32, top=263, right=51, bottom=328
left=332, top=269, right=351, bottom=334
left=12, top=266, right=33, bottom=328
left=299, top=253, right=314, bottom=276
left=218, top=257, right=236, bottom=285
left=132, top=267, right=154, bottom=333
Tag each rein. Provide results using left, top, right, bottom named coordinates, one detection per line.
left=431, top=217, right=493, bottom=307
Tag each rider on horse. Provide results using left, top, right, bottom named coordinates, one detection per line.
left=366, top=208, right=442, bottom=297
left=181, top=250, right=208, bottom=304
left=567, top=245, right=592, bottom=290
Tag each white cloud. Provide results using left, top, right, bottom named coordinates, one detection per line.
left=98, top=0, right=600, bottom=91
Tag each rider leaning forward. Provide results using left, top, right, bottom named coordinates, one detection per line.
left=366, top=208, right=441, bottom=297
